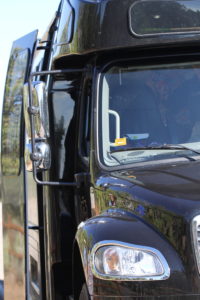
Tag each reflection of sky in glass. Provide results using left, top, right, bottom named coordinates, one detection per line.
left=180, top=1, right=200, bottom=11
left=132, top=0, right=200, bottom=35
left=106, top=63, right=200, bottom=87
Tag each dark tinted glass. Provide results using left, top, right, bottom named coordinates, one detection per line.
left=51, top=80, right=75, bottom=179
left=130, top=0, right=200, bottom=36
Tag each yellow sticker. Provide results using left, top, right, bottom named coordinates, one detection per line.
left=115, top=137, right=127, bottom=146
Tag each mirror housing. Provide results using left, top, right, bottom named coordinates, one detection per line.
left=23, top=68, right=84, bottom=186
left=31, top=81, right=50, bottom=138
left=23, top=81, right=51, bottom=171
left=24, top=81, right=50, bottom=139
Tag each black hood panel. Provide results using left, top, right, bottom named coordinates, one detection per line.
left=112, top=160, right=200, bottom=201
left=94, top=160, right=200, bottom=295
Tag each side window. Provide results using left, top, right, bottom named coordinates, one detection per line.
left=51, top=80, right=76, bottom=180
left=2, top=49, right=29, bottom=175
left=56, top=0, right=74, bottom=44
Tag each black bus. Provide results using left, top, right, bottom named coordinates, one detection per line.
left=2, top=0, right=200, bottom=299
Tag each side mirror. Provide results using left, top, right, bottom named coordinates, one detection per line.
left=31, top=81, right=50, bottom=138
left=24, top=81, right=50, bottom=139
left=23, top=68, right=83, bottom=187
left=23, top=81, right=51, bottom=171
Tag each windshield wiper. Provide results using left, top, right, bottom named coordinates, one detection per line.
left=110, top=143, right=200, bottom=155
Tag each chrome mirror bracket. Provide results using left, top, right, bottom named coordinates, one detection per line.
left=28, top=106, right=40, bottom=116
left=30, top=142, right=51, bottom=170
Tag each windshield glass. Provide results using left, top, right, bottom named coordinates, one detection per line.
left=98, top=62, right=200, bottom=166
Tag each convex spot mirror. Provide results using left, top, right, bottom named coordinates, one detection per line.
left=23, top=81, right=50, bottom=140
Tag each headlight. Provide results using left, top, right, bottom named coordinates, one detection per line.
left=91, top=241, right=170, bottom=281
left=191, top=215, right=200, bottom=273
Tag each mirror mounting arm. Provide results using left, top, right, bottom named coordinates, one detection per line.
left=33, top=167, right=78, bottom=187
left=27, top=68, right=86, bottom=187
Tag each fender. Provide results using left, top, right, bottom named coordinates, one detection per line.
left=75, top=210, right=188, bottom=298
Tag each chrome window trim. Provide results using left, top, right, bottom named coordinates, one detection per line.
left=90, top=240, right=170, bottom=281
left=129, top=0, right=200, bottom=38
left=96, top=71, right=102, bottom=169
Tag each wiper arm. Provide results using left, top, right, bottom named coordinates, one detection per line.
left=110, top=143, right=200, bottom=155
left=156, top=144, right=200, bottom=155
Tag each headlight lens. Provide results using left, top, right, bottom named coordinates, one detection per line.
left=191, top=215, right=200, bottom=273
left=91, top=241, right=170, bottom=281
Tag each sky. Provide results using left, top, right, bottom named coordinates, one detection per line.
left=0, top=0, right=60, bottom=109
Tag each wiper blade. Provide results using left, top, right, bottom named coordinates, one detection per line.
left=110, top=143, right=200, bottom=155
left=155, top=144, right=200, bottom=155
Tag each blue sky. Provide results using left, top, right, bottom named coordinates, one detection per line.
left=0, top=0, right=60, bottom=107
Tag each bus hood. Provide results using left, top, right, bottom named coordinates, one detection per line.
left=109, top=160, right=200, bottom=202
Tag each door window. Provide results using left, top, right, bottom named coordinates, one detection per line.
left=51, top=80, right=76, bottom=179
left=2, top=49, right=29, bottom=175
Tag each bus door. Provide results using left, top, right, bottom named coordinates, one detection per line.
left=1, top=30, right=39, bottom=300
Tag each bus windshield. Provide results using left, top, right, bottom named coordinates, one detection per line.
left=98, top=62, right=200, bottom=166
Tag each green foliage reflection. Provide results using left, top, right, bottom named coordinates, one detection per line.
left=2, top=49, right=28, bottom=175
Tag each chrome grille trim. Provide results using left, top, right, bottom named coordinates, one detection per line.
left=192, top=215, right=200, bottom=273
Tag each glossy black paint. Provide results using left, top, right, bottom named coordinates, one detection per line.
left=52, top=0, right=200, bottom=64
left=79, top=53, right=200, bottom=297
left=75, top=156, right=200, bottom=297
left=51, top=49, right=200, bottom=298
left=3, top=0, right=200, bottom=300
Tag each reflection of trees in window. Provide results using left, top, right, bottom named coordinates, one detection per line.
left=71, top=4, right=96, bottom=53
left=2, top=49, right=28, bottom=175
left=132, top=1, right=200, bottom=34
left=51, top=80, right=76, bottom=179
left=59, top=10, right=73, bottom=44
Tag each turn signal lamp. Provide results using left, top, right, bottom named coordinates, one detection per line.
left=91, top=241, right=170, bottom=281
